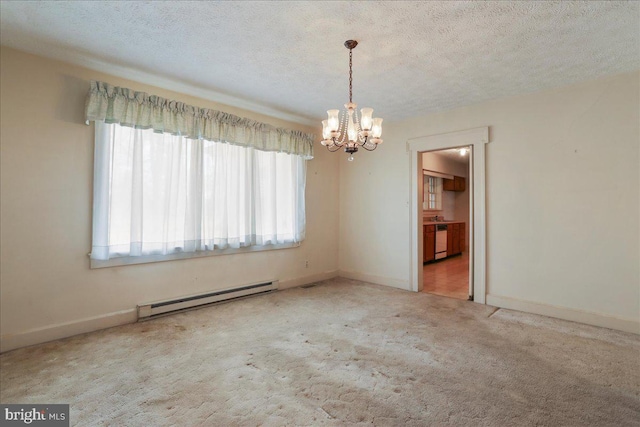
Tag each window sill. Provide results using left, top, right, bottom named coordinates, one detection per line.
left=90, top=242, right=301, bottom=269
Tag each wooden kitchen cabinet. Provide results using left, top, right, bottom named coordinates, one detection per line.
left=443, top=178, right=454, bottom=191
left=452, top=224, right=460, bottom=254
left=447, top=223, right=465, bottom=257
left=425, top=222, right=464, bottom=262
left=447, top=224, right=457, bottom=256
left=423, top=225, right=435, bottom=263
left=443, top=176, right=466, bottom=192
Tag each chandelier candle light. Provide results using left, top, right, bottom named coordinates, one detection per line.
left=321, top=40, right=383, bottom=161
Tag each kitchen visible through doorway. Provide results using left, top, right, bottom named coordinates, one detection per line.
left=421, top=146, right=471, bottom=300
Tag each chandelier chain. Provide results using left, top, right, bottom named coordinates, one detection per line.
left=349, top=48, right=353, bottom=104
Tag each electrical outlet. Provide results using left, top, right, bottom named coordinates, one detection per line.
left=305, top=260, right=309, bottom=268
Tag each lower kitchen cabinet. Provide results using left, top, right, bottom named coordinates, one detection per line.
left=447, top=223, right=465, bottom=257
left=423, top=225, right=435, bottom=262
left=424, top=222, right=465, bottom=263
left=449, top=224, right=459, bottom=255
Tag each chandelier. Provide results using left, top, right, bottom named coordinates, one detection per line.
left=320, top=40, right=383, bottom=161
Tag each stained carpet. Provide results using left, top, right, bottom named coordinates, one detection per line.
left=1, top=278, right=639, bottom=426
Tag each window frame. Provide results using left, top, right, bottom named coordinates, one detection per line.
left=90, top=122, right=306, bottom=269
left=423, top=174, right=443, bottom=211
left=90, top=241, right=300, bottom=269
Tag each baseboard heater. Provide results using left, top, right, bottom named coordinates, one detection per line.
left=137, top=280, right=278, bottom=320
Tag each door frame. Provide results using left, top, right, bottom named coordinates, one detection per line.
left=408, top=127, right=489, bottom=304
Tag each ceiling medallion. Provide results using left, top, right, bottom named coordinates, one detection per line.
left=320, top=40, right=383, bottom=161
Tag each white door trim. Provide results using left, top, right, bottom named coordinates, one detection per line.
left=408, top=127, right=489, bottom=304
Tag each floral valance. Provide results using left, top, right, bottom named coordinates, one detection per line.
left=85, top=81, right=314, bottom=159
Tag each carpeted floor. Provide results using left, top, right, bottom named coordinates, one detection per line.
left=1, top=278, right=639, bottom=426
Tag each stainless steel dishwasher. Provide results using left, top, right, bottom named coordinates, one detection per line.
left=435, top=224, right=448, bottom=259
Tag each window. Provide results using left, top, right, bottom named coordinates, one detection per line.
left=91, top=122, right=306, bottom=264
left=423, top=175, right=442, bottom=210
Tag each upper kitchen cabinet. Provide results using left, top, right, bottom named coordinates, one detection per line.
left=443, top=176, right=465, bottom=192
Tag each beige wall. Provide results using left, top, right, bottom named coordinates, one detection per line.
left=0, top=47, right=340, bottom=351
left=2, top=45, right=638, bottom=350
left=422, top=152, right=468, bottom=178
left=339, top=71, right=640, bottom=330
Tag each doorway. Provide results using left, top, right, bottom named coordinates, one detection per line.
left=421, top=147, right=471, bottom=300
left=407, top=127, right=489, bottom=304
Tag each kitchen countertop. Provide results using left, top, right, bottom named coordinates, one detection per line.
left=423, top=220, right=465, bottom=226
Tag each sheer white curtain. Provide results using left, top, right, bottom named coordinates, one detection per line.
left=91, top=121, right=306, bottom=260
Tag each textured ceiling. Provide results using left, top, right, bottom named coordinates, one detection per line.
left=432, top=148, right=470, bottom=165
left=1, top=1, right=638, bottom=125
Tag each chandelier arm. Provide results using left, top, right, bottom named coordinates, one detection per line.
left=326, top=144, right=342, bottom=152
left=362, top=142, right=378, bottom=151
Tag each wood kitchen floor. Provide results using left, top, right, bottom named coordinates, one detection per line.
left=423, top=251, right=469, bottom=300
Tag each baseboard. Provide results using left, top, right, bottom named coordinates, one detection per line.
left=0, top=309, right=138, bottom=354
left=338, top=270, right=411, bottom=291
left=0, top=271, right=340, bottom=353
left=486, top=294, right=640, bottom=335
left=279, top=270, right=339, bottom=290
